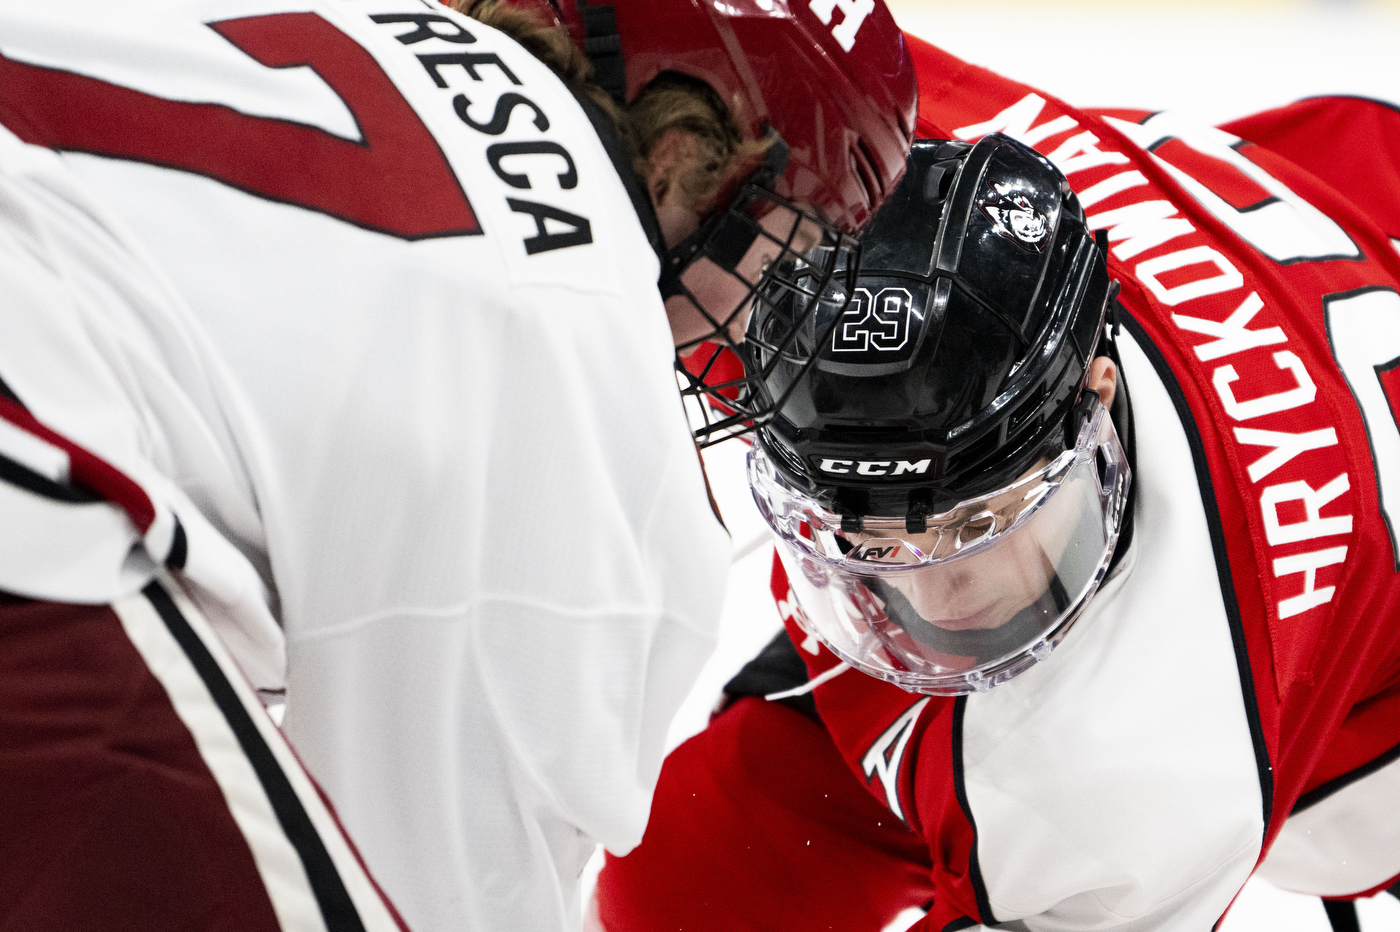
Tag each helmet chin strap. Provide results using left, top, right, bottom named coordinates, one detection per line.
left=657, top=131, right=790, bottom=299
left=657, top=209, right=757, bottom=300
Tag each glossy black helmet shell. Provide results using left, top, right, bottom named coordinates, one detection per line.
left=747, top=133, right=1113, bottom=522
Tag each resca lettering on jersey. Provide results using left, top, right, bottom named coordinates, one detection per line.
left=372, top=10, right=593, bottom=255
left=956, top=92, right=1357, bottom=624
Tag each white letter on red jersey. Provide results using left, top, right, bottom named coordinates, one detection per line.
left=1273, top=546, right=1348, bottom=619
left=1261, top=474, right=1353, bottom=546
left=861, top=697, right=930, bottom=822
left=1214, top=351, right=1316, bottom=421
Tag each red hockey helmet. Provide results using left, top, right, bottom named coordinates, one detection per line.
left=515, top=0, right=917, bottom=235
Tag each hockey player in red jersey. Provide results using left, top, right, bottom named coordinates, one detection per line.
left=0, top=2, right=914, bottom=930
left=593, top=35, right=1400, bottom=932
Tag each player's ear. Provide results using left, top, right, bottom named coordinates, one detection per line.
left=1086, top=355, right=1118, bottom=409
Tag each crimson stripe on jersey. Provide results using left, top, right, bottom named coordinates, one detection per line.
left=0, top=13, right=481, bottom=240
left=0, top=597, right=285, bottom=931
left=0, top=396, right=156, bottom=532
left=0, top=447, right=99, bottom=505
left=141, top=580, right=371, bottom=932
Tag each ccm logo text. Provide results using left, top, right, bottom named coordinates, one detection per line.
left=819, top=458, right=931, bottom=476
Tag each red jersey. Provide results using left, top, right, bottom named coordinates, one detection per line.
left=597, top=37, right=1400, bottom=932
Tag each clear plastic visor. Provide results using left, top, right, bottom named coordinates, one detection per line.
left=749, top=400, right=1130, bottom=695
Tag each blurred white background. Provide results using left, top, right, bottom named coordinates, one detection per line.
left=892, top=0, right=1400, bottom=126
left=592, top=2, right=1400, bottom=928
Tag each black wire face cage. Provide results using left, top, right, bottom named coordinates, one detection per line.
left=668, top=185, right=862, bottom=447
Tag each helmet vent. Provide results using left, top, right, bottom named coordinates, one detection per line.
left=1006, top=381, right=1050, bottom=433
left=922, top=161, right=957, bottom=208
left=759, top=428, right=808, bottom=480
left=946, top=429, right=1000, bottom=480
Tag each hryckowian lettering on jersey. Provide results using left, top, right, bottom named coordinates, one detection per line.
left=953, top=93, right=1367, bottom=627
left=366, top=9, right=592, bottom=254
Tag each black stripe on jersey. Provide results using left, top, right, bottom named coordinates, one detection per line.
left=141, top=580, right=368, bottom=932
left=951, top=695, right=996, bottom=926
left=1322, top=899, right=1361, bottom=932
left=0, top=371, right=22, bottom=405
left=0, top=376, right=101, bottom=505
left=1119, top=311, right=1275, bottom=839
left=1293, top=739, right=1400, bottom=814
left=0, top=450, right=100, bottom=503
left=165, top=518, right=188, bottom=571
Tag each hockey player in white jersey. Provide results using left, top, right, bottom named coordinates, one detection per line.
left=0, top=1, right=916, bottom=930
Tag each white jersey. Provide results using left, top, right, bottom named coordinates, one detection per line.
left=0, top=2, right=731, bottom=930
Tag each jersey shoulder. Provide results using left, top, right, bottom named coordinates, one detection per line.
left=0, top=0, right=655, bottom=300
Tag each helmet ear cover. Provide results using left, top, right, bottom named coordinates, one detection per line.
left=749, top=134, right=1118, bottom=520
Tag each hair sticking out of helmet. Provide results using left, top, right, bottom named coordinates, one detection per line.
left=747, top=135, right=1133, bottom=694
left=492, top=0, right=918, bottom=445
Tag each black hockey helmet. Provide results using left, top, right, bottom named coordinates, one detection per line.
left=744, top=134, right=1132, bottom=695
left=746, top=133, right=1114, bottom=526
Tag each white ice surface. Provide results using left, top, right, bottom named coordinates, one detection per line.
left=586, top=2, right=1400, bottom=927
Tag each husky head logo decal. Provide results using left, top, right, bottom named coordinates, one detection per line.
left=979, top=181, right=1049, bottom=250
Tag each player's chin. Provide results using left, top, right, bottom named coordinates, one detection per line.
left=921, top=602, right=1005, bottom=631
